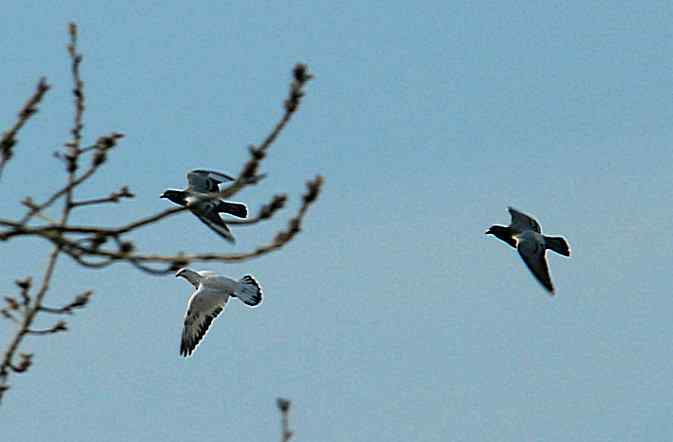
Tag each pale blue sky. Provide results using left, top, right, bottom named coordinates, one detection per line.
left=1, top=1, right=672, bottom=441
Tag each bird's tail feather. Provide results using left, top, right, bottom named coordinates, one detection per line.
left=235, top=275, right=263, bottom=306
left=216, top=201, right=247, bottom=218
left=545, top=236, right=571, bottom=256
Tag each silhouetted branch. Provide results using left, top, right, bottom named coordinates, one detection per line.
left=227, top=194, right=287, bottom=225
left=221, top=64, right=313, bottom=199
left=24, top=176, right=322, bottom=274
left=26, top=321, right=68, bottom=335
left=39, top=290, right=92, bottom=315
left=65, top=22, right=84, bottom=173
left=71, top=186, right=134, bottom=207
left=0, top=22, right=322, bottom=405
left=277, top=398, right=293, bottom=442
left=0, top=309, right=19, bottom=324
left=0, top=78, right=50, bottom=177
left=18, top=133, right=124, bottom=225
left=0, top=246, right=64, bottom=402
left=9, top=354, right=32, bottom=374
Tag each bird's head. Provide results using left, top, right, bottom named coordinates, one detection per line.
left=485, top=225, right=506, bottom=236
left=175, top=268, right=202, bottom=288
left=160, top=189, right=184, bottom=205
left=485, top=225, right=517, bottom=248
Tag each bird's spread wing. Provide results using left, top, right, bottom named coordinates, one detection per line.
left=180, top=287, right=228, bottom=357
left=508, top=207, right=541, bottom=233
left=187, top=170, right=235, bottom=193
left=517, top=239, right=554, bottom=294
left=191, top=207, right=235, bottom=243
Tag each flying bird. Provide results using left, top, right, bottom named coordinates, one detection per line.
left=486, top=207, right=570, bottom=294
left=175, top=268, right=263, bottom=357
left=161, top=169, right=248, bottom=243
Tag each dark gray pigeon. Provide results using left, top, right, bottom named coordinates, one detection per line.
left=486, top=207, right=570, bottom=294
left=161, top=170, right=248, bottom=243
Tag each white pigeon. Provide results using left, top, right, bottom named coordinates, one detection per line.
left=486, top=207, right=571, bottom=294
left=175, top=268, right=263, bottom=357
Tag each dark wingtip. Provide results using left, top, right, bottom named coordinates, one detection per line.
left=180, top=344, right=193, bottom=358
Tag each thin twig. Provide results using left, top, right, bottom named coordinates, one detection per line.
left=26, top=321, right=68, bottom=335
left=0, top=78, right=50, bottom=177
left=277, top=398, right=293, bottom=442
left=0, top=23, right=94, bottom=403
left=18, top=133, right=123, bottom=225
left=65, top=22, right=84, bottom=173
left=221, top=64, right=313, bottom=199
left=0, top=246, right=62, bottom=403
left=70, top=186, right=134, bottom=207
left=226, top=194, right=287, bottom=225
left=39, top=290, right=92, bottom=315
left=0, top=41, right=321, bottom=404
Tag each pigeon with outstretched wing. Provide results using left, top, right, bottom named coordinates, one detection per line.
left=161, top=169, right=247, bottom=243
left=486, top=207, right=570, bottom=294
left=175, top=268, right=263, bottom=357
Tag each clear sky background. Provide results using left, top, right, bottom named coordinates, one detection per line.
left=1, top=1, right=672, bottom=441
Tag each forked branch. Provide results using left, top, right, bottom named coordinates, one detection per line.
left=0, top=22, right=323, bottom=404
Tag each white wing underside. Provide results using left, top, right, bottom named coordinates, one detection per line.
left=180, top=286, right=230, bottom=357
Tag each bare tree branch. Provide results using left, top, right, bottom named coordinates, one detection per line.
left=277, top=398, right=293, bottom=442
left=227, top=194, right=287, bottom=226
left=0, top=246, right=63, bottom=401
left=0, top=78, right=50, bottom=177
left=71, top=186, right=134, bottom=208
left=17, top=133, right=124, bottom=225
left=0, top=21, right=323, bottom=405
left=65, top=22, right=85, bottom=173
left=221, top=64, right=313, bottom=199
left=39, top=290, right=92, bottom=315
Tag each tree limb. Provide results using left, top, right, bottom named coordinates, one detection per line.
left=0, top=22, right=322, bottom=404
left=0, top=78, right=50, bottom=177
